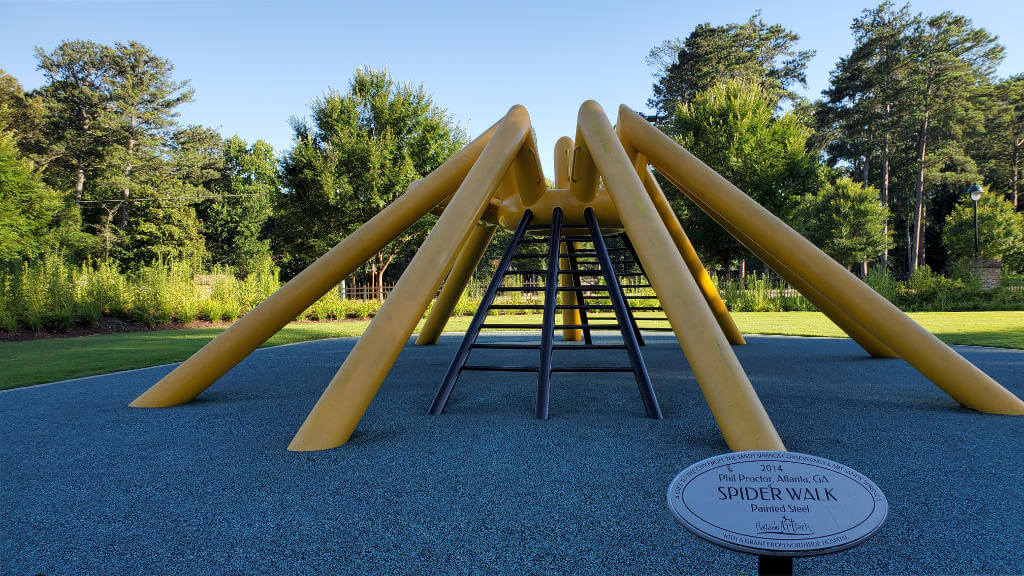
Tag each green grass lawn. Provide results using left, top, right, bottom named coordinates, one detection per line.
left=1, top=311, right=1021, bottom=390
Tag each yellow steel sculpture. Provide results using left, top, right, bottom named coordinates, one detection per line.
left=131, top=101, right=1024, bottom=452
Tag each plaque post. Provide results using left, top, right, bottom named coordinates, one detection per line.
left=757, top=555, right=793, bottom=576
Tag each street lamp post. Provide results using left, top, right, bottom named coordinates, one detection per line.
left=968, top=184, right=983, bottom=259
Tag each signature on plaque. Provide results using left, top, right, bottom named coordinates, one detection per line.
left=755, top=515, right=813, bottom=536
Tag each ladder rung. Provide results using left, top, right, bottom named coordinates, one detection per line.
left=567, top=271, right=645, bottom=277
left=469, top=343, right=629, bottom=351
left=551, top=367, right=635, bottom=372
left=494, top=286, right=632, bottom=292
left=591, top=315, right=667, bottom=320
left=555, top=304, right=614, bottom=310
left=551, top=344, right=628, bottom=350
left=504, top=270, right=646, bottom=277
left=489, top=304, right=544, bottom=310
left=462, top=365, right=539, bottom=372
left=555, top=324, right=624, bottom=329
left=569, top=248, right=629, bottom=254
left=471, top=343, right=541, bottom=349
left=482, top=323, right=542, bottom=329
left=561, top=235, right=618, bottom=241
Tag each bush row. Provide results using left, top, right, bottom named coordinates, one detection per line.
left=2, top=258, right=1022, bottom=334
left=0, top=256, right=282, bottom=332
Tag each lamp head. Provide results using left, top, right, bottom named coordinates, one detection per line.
left=968, top=184, right=983, bottom=202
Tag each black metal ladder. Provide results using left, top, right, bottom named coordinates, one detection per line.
left=428, top=207, right=663, bottom=420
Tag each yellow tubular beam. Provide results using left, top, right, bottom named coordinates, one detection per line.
left=288, top=105, right=533, bottom=451
left=416, top=223, right=496, bottom=345
left=569, top=125, right=599, bottom=202
left=129, top=123, right=500, bottom=408
left=513, top=127, right=546, bottom=207
left=555, top=136, right=582, bottom=341
left=559, top=242, right=582, bottom=341
left=641, top=169, right=745, bottom=346
left=554, top=136, right=573, bottom=186
left=620, top=104, right=1024, bottom=415
left=578, top=100, right=785, bottom=451
left=661, top=171, right=897, bottom=358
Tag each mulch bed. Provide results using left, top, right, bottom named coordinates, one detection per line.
left=0, top=317, right=233, bottom=343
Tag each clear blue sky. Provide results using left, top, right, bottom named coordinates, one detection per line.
left=2, top=0, right=1022, bottom=176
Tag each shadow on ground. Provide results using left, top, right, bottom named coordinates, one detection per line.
left=2, top=334, right=1022, bottom=574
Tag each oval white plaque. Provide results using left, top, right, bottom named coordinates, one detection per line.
left=667, top=451, right=887, bottom=557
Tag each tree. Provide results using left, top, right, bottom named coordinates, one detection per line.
left=30, top=41, right=203, bottom=267
left=976, top=75, right=1024, bottom=210
left=818, top=2, right=918, bottom=268
left=104, top=41, right=194, bottom=229
left=275, top=68, right=466, bottom=295
left=0, top=70, right=51, bottom=167
left=661, top=79, right=819, bottom=271
left=793, top=177, right=890, bottom=269
left=0, top=128, right=61, bottom=261
left=34, top=40, right=111, bottom=204
left=942, top=191, right=1024, bottom=267
left=647, top=11, right=815, bottom=117
left=904, top=12, right=1004, bottom=270
left=198, top=136, right=278, bottom=275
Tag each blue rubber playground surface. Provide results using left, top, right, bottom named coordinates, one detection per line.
left=2, top=333, right=1023, bottom=574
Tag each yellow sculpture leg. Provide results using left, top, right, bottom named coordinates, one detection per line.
left=513, top=127, right=546, bottom=207
left=130, top=123, right=500, bottom=408
left=570, top=125, right=599, bottom=202
left=559, top=242, right=582, bottom=341
left=288, top=105, right=533, bottom=451
left=416, top=223, right=496, bottom=345
left=666, top=176, right=897, bottom=358
left=640, top=169, right=745, bottom=346
left=619, top=104, right=1024, bottom=415
left=578, top=100, right=785, bottom=451
left=553, top=136, right=582, bottom=341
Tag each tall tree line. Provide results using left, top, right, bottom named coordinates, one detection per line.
left=648, top=2, right=1023, bottom=277
left=1, top=43, right=467, bottom=291
left=817, top=2, right=1020, bottom=273
left=1, top=40, right=280, bottom=272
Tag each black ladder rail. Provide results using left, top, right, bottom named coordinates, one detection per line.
left=618, top=231, right=664, bottom=328
left=606, top=233, right=646, bottom=346
left=584, top=207, right=662, bottom=419
left=535, top=207, right=564, bottom=420
left=564, top=241, right=593, bottom=345
left=429, top=209, right=534, bottom=415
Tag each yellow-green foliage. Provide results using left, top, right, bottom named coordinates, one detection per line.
left=0, top=256, right=285, bottom=332
left=3, top=256, right=1021, bottom=335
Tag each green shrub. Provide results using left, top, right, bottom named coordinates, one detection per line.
left=132, top=262, right=178, bottom=326
left=309, top=290, right=345, bottom=321
left=208, top=273, right=242, bottom=321
left=346, top=299, right=379, bottom=319
left=79, top=259, right=131, bottom=318
left=198, top=298, right=224, bottom=322
left=864, top=267, right=900, bottom=303
left=453, top=295, right=483, bottom=316
left=0, top=308, right=16, bottom=332
left=237, top=255, right=280, bottom=310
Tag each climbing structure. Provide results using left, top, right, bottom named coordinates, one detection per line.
left=130, top=102, right=1024, bottom=452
